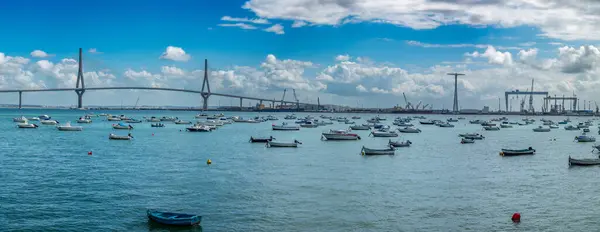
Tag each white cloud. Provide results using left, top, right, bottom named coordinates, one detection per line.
left=292, top=21, right=308, bottom=28
left=88, top=48, right=102, bottom=54
left=335, top=54, right=351, bottom=62
left=518, top=48, right=538, bottom=62
left=264, top=24, right=285, bottom=34
left=406, top=40, right=521, bottom=50
left=161, top=66, right=186, bottom=76
left=221, top=16, right=271, bottom=24
left=30, top=50, right=50, bottom=58
left=356, top=84, right=367, bottom=92
left=159, top=46, right=191, bottom=62
left=218, top=23, right=258, bottom=30
left=466, top=46, right=513, bottom=66
left=241, top=0, right=600, bottom=41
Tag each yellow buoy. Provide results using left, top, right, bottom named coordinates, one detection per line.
left=499, top=152, right=504, bottom=156
left=207, top=159, right=212, bottom=165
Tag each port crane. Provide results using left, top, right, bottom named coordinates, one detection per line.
left=403, top=93, right=413, bottom=109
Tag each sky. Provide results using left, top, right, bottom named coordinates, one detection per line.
left=1, top=0, right=600, bottom=111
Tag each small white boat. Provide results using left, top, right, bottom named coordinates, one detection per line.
left=483, top=126, right=500, bottom=131
left=146, top=117, right=161, bottom=122
left=266, top=140, right=302, bottom=148
left=195, top=113, right=209, bottom=118
left=40, top=120, right=59, bottom=125
left=124, top=118, right=142, bottom=123
left=186, top=124, right=212, bottom=132
left=203, top=120, right=224, bottom=126
left=160, top=116, right=177, bottom=122
left=533, top=126, right=551, bottom=132
left=76, top=117, right=92, bottom=123
left=300, top=121, right=319, bottom=128
left=57, top=121, right=83, bottom=131
left=361, top=146, right=395, bottom=156
left=17, top=122, right=38, bottom=128
left=113, top=123, right=133, bottom=130
left=565, top=125, right=579, bottom=130
left=39, top=115, right=51, bottom=120
left=272, top=122, right=300, bottom=131
left=174, top=120, right=192, bottom=125
left=13, top=116, right=27, bottom=123
left=549, top=124, right=559, bottom=129
left=436, top=122, right=455, bottom=128
left=370, top=130, right=398, bottom=137
left=321, top=130, right=361, bottom=140
left=583, top=128, right=591, bottom=133
left=107, top=116, right=121, bottom=121
left=397, top=127, right=421, bottom=133
left=109, top=133, right=133, bottom=140
left=27, top=117, right=40, bottom=121
left=349, top=124, right=370, bottom=130
left=389, top=139, right=411, bottom=147
left=500, top=124, right=513, bottom=128
left=461, top=138, right=475, bottom=144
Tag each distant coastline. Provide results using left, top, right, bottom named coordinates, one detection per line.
left=1, top=105, right=597, bottom=117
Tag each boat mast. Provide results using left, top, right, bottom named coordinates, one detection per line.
left=134, top=96, right=140, bottom=110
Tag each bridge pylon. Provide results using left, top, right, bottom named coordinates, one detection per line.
left=201, top=59, right=211, bottom=110
left=75, top=48, right=85, bottom=109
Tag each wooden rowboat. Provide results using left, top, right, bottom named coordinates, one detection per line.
left=569, top=156, right=600, bottom=166
left=147, top=210, right=202, bottom=226
left=500, top=147, right=535, bottom=156
left=361, top=146, right=395, bottom=155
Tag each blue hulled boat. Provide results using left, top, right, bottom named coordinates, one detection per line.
left=147, top=210, right=202, bottom=226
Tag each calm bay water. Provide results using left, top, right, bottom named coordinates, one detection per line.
left=1, top=109, right=600, bottom=231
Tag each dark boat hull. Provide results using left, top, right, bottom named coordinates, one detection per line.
left=147, top=210, right=201, bottom=226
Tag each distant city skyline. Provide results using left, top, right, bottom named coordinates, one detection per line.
left=1, top=0, right=599, bottom=111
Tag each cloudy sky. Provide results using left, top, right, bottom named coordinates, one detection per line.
left=1, top=0, right=599, bottom=110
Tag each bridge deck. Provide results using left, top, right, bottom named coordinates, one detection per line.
left=0, top=87, right=310, bottom=105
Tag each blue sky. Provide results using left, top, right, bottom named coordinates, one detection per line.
left=0, top=0, right=599, bottom=110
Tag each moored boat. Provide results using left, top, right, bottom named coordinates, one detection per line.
left=483, top=126, right=500, bottom=131
left=575, top=135, right=596, bottom=142
left=146, top=117, right=161, bottom=122
left=464, top=134, right=485, bottom=140
left=533, top=126, right=551, bottom=132
left=249, top=136, right=274, bottom=143
left=39, top=115, right=51, bottom=120
left=27, top=117, right=40, bottom=121
left=361, top=146, right=395, bottom=156
left=40, top=119, right=59, bottom=125
left=349, top=124, right=370, bottom=130
left=186, top=123, right=211, bottom=132
left=151, top=123, right=165, bottom=127
left=461, top=138, right=475, bottom=144
left=125, top=118, right=142, bottom=123
left=459, top=133, right=481, bottom=137
left=370, top=130, right=398, bottom=137
left=13, top=116, right=27, bottom=123
left=113, top=122, right=133, bottom=130
left=300, top=121, right=319, bottom=128
left=107, top=115, right=121, bottom=121
left=500, top=147, right=535, bottom=156
left=419, top=120, right=435, bottom=125
left=272, top=122, right=300, bottom=131
left=174, top=120, right=192, bottom=125
left=57, top=122, right=83, bottom=131
left=565, top=125, right=579, bottom=130
left=147, top=210, right=202, bottom=226
left=109, top=133, right=133, bottom=140
left=76, top=117, right=92, bottom=123
left=17, top=122, right=38, bottom=128
left=388, top=139, right=411, bottom=147
left=266, top=140, right=302, bottom=148
left=569, top=156, right=600, bottom=166
left=397, top=127, right=421, bottom=133
left=322, top=129, right=361, bottom=140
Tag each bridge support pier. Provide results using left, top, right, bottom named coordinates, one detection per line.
left=202, top=95, right=209, bottom=110
left=75, top=90, right=84, bottom=109
left=239, top=98, right=243, bottom=109
left=18, top=91, right=22, bottom=109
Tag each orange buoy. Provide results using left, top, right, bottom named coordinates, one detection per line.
left=88, top=151, right=92, bottom=155
left=511, top=212, right=521, bottom=222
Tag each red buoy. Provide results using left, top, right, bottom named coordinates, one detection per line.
left=88, top=151, right=92, bottom=155
left=512, top=213, right=521, bottom=222
left=152, top=133, right=154, bottom=136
